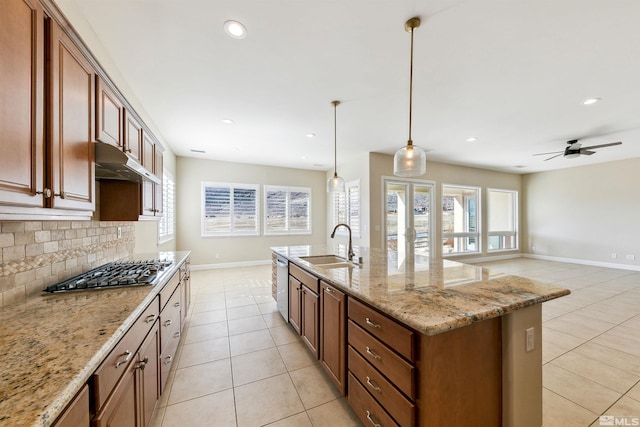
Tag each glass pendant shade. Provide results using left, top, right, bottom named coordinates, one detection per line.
left=394, top=142, right=427, bottom=177
left=327, top=173, right=346, bottom=193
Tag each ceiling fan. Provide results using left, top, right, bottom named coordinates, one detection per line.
left=533, top=139, right=622, bottom=161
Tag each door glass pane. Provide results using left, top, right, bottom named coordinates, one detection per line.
left=413, top=185, right=430, bottom=257
left=386, top=183, right=406, bottom=252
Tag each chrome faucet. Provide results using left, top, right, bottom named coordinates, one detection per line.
left=331, top=223, right=355, bottom=261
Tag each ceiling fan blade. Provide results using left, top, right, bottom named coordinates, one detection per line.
left=580, top=150, right=596, bottom=156
left=533, top=150, right=564, bottom=156
left=544, top=153, right=564, bottom=161
left=579, top=141, right=622, bottom=150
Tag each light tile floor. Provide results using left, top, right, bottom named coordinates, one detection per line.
left=151, top=259, right=640, bottom=427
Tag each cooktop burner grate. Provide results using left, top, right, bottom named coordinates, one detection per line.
left=43, top=259, right=174, bottom=293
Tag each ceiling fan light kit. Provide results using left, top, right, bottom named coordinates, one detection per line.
left=327, top=100, right=346, bottom=193
left=394, top=17, right=427, bottom=177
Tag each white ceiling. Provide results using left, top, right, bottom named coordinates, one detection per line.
left=64, top=0, right=640, bottom=174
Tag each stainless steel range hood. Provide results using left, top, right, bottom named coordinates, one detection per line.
left=94, top=141, right=160, bottom=185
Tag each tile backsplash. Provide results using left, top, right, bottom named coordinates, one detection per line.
left=0, top=220, right=135, bottom=307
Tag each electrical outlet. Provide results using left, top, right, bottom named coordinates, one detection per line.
left=627, top=254, right=635, bottom=261
left=525, top=327, right=535, bottom=352
left=611, top=253, right=617, bottom=259
left=215, top=253, right=220, bottom=259
left=117, top=227, right=122, bottom=239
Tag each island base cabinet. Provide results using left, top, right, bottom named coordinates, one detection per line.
left=300, top=285, right=319, bottom=358
left=53, top=385, right=90, bottom=427
left=288, top=276, right=302, bottom=334
left=320, top=282, right=346, bottom=394
left=348, top=373, right=399, bottom=427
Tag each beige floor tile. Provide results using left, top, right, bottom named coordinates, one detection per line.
left=192, top=299, right=226, bottom=313
left=603, top=395, right=640, bottom=417
left=263, top=412, right=313, bottom=427
left=162, top=389, right=236, bottom=427
left=194, top=292, right=226, bottom=303
left=168, top=358, right=233, bottom=405
left=229, top=328, right=276, bottom=356
left=184, top=321, right=228, bottom=344
left=543, top=328, right=585, bottom=362
left=234, top=373, right=305, bottom=427
left=543, top=364, right=621, bottom=414
left=289, top=364, right=342, bottom=409
left=627, top=382, right=640, bottom=401
left=189, top=309, right=227, bottom=326
left=228, top=314, right=268, bottom=336
left=263, top=311, right=287, bottom=328
left=607, top=325, right=640, bottom=344
left=306, top=397, right=362, bottom=427
left=593, top=332, right=640, bottom=358
left=545, top=316, right=609, bottom=341
left=277, top=342, right=317, bottom=371
left=551, top=351, right=640, bottom=393
left=542, top=388, right=598, bottom=427
left=269, top=324, right=300, bottom=346
left=178, top=336, right=230, bottom=368
left=258, top=301, right=279, bottom=314
left=227, top=304, right=262, bottom=320
left=573, top=341, right=640, bottom=376
left=231, top=347, right=287, bottom=386
left=226, top=295, right=256, bottom=308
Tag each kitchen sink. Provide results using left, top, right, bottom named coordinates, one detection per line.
left=299, top=255, right=347, bottom=265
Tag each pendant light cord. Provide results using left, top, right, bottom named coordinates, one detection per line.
left=332, top=100, right=340, bottom=177
left=408, top=24, right=415, bottom=146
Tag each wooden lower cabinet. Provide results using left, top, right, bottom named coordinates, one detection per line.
left=320, top=281, right=346, bottom=394
left=53, top=385, right=90, bottom=427
left=288, top=276, right=302, bottom=334
left=139, top=322, right=160, bottom=427
left=301, top=285, right=319, bottom=358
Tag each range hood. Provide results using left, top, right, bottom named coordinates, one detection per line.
left=94, top=141, right=160, bottom=185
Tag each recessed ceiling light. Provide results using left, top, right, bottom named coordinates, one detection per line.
left=224, top=20, right=247, bottom=39
left=222, top=118, right=234, bottom=124
left=583, top=97, right=601, bottom=105
left=301, top=156, right=308, bottom=160
left=466, top=137, right=477, bottom=142
left=312, top=163, right=324, bottom=168
left=190, top=149, right=206, bottom=154
left=305, top=133, right=316, bottom=138
left=514, top=165, right=527, bottom=169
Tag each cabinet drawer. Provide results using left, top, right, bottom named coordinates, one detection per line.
left=348, top=320, right=415, bottom=398
left=290, top=263, right=319, bottom=294
left=160, top=270, right=180, bottom=310
left=93, top=298, right=159, bottom=411
left=348, top=298, right=414, bottom=361
left=348, top=373, right=399, bottom=427
left=348, top=346, right=415, bottom=427
left=161, top=287, right=182, bottom=354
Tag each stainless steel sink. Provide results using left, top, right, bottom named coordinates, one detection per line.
left=299, top=255, right=347, bottom=265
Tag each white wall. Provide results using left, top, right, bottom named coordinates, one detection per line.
left=176, top=157, right=327, bottom=266
left=522, top=158, right=640, bottom=268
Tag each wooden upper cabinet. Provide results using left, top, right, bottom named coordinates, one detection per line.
left=0, top=0, right=45, bottom=208
left=142, top=131, right=155, bottom=172
left=123, top=110, right=142, bottom=163
left=96, top=76, right=123, bottom=148
left=154, top=152, right=163, bottom=216
left=47, top=18, right=95, bottom=211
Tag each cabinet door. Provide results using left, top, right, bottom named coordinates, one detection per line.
left=93, top=361, right=137, bottom=427
left=52, top=384, right=89, bottom=427
left=96, top=76, right=123, bottom=147
left=123, top=111, right=142, bottom=163
left=0, top=0, right=45, bottom=208
left=141, top=180, right=155, bottom=217
left=301, top=286, right=319, bottom=358
left=154, top=152, right=163, bottom=216
left=288, top=276, right=302, bottom=334
left=139, top=322, right=160, bottom=427
left=48, top=19, right=95, bottom=211
left=320, top=282, right=346, bottom=394
left=142, top=132, right=154, bottom=172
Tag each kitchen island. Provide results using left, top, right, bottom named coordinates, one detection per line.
left=0, top=251, right=190, bottom=427
left=272, top=245, right=570, bottom=427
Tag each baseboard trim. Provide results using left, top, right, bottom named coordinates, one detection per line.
left=456, top=253, right=523, bottom=264
left=191, top=259, right=271, bottom=271
left=522, top=253, right=640, bottom=272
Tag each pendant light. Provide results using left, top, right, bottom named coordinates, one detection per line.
left=327, top=100, right=346, bottom=193
left=394, top=17, right=427, bottom=177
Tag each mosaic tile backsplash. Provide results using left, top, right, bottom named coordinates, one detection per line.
left=0, top=221, right=135, bottom=307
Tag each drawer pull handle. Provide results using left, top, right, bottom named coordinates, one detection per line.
left=174, top=301, right=180, bottom=307
left=173, top=332, right=180, bottom=339
left=365, top=346, right=381, bottom=360
left=365, top=318, right=381, bottom=329
left=145, top=314, right=156, bottom=324
left=164, top=355, right=173, bottom=365
left=115, top=350, right=132, bottom=368
left=366, top=410, right=381, bottom=427
left=324, top=287, right=332, bottom=294
left=164, top=319, right=172, bottom=327
left=366, top=376, right=382, bottom=393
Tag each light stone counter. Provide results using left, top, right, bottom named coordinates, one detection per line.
left=272, top=245, right=570, bottom=336
left=0, top=251, right=190, bottom=427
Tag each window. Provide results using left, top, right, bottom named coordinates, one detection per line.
left=201, top=182, right=259, bottom=236
left=488, top=189, right=518, bottom=251
left=264, top=186, right=311, bottom=234
left=333, top=180, right=360, bottom=237
left=158, top=171, right=176, bottom=243
left=442, top=185, right=480, bottom=254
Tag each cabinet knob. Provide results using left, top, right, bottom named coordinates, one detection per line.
left=137, top=357, right=149, bottom=370
left=173, top=332, right=180, bottom=339
left=54, top=191, right=66, bottom=199
left=36, top=188, right=52, bottom=198
left=163, top=355, right=173, bottom=365
left=324, top=287, right=333, bottom=294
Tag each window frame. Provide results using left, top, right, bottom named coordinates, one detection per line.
left=487, top=188, right=519, bottom=252
left=158, top=170, right=176, bottom=244
left=441, top=184, right=481, bottom=256
left=264, top=185, right=312, bottom=235
left=332, top=180, right=360, bottom=238
left=201, top=181, right=260, bottom=237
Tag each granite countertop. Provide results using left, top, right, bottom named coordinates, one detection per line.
left=0, top=251, right=191, bottom=427
left=272, top=245, right=570, bottom=336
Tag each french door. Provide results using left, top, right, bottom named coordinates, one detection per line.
left=383, top=178, right=434, bottom=257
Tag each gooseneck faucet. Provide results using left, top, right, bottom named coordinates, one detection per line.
left=331, top=223, right=355, bottom=261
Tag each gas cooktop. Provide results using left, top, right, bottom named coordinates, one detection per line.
left=43, top=259, right=174, bottom=293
